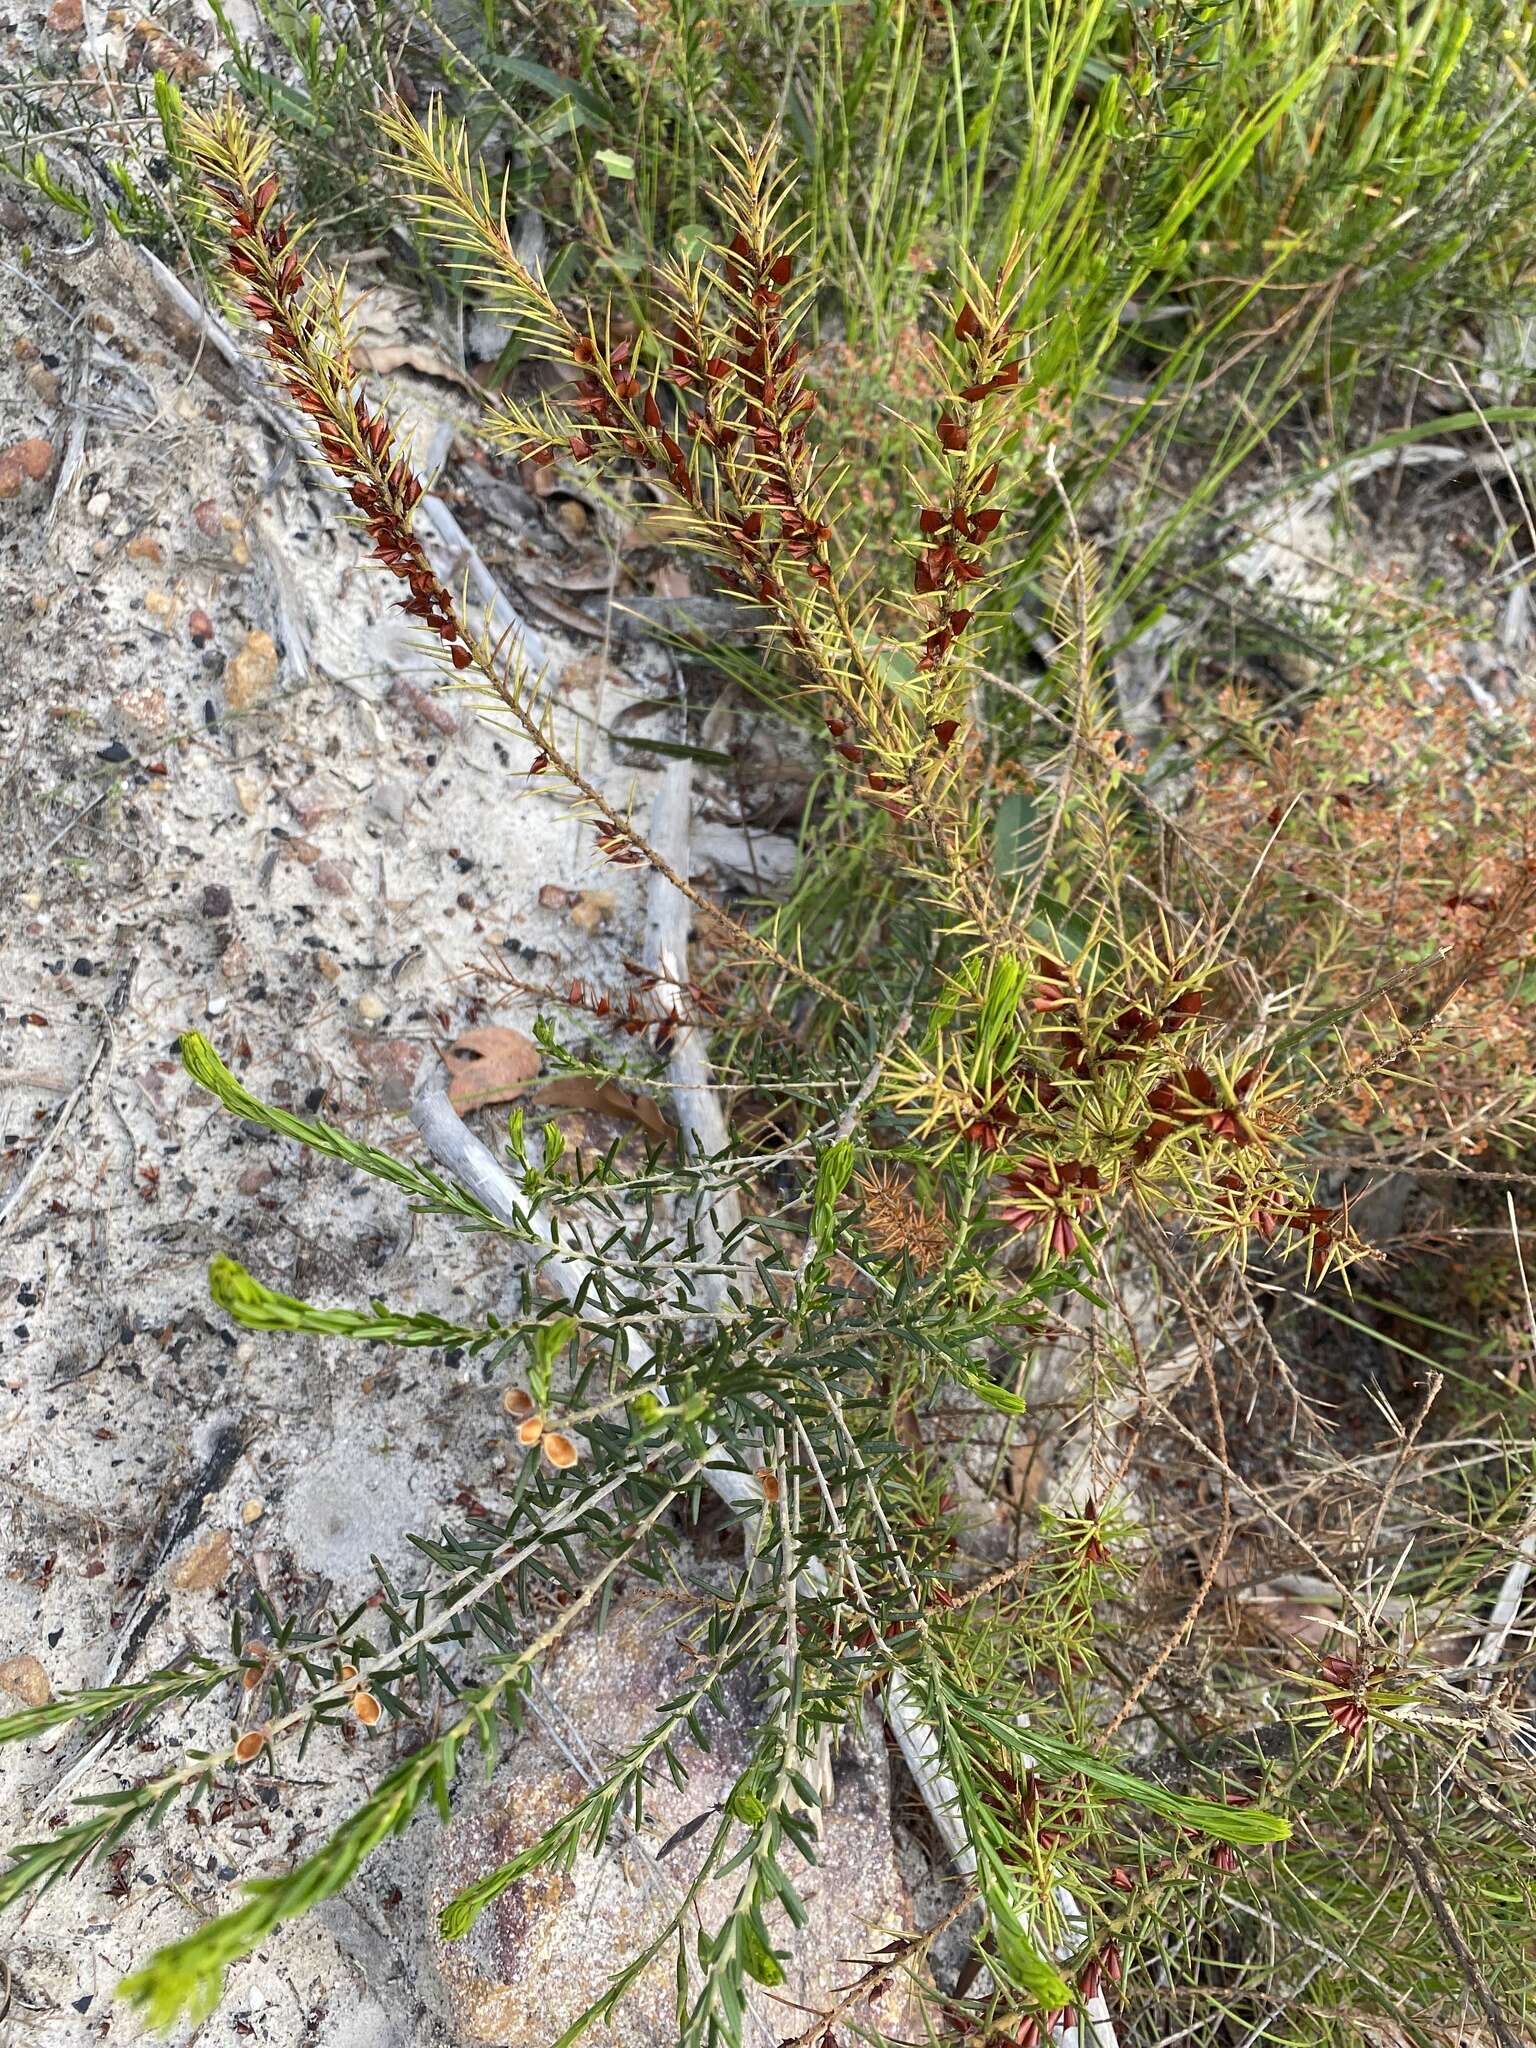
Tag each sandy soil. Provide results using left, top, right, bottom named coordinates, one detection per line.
left=0, top=134, right=726, bottom=2040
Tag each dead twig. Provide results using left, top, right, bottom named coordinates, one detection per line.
left=1371, top=1783, right=1527, bottom=2048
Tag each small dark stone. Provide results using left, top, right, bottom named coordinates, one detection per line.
left=97, top=739, right=132, bottom=763
left=200, top=882, right=234, bottom=919
left=72, top=957, right=93, bottom=976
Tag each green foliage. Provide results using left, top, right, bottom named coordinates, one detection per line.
left=179, top=1031, right=510, bottom=1229
left=208, top=1254, right=502, bottom=1349
left=0, top=1659, right=236, bottom=1751
left=6, top=8, right=1536, bottom=2046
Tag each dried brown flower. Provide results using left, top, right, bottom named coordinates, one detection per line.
left=854, top=1164, right=951, bottom=1272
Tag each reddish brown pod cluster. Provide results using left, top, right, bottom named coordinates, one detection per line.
left=1211, top=1175, right=1353, bottom=1277
left=1136, top=1060, right=1261, bottom=1158
left=720, top=230, right=823, bottom=553
left=594, top=825, right=648, bottom=869
left=1287, top=1194, right=1354, bottom=1282
left=1317, top=1651, right=1372, bottom=1743
left=662, top=232, right=825, bottom=598
left=191, top=149, right=477, bottom=675
left=998, top=1155, right=1103, bottom=1260
left=911, top=296, right=1018, bottom=676
left=1102, top=986, right=1205, bottom=1061
left=1075, top=1937, right=1123, bottom=2006
left=563, top=331, right=650, bottom=465
left=565, top=966, right=691, bottom=1056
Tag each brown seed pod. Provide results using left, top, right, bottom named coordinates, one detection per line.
left=755, top=1468, right=782, bottom=1503
left=352, top=1691, right=382, bottom=1726
left=541, top=1431, right=578, bottom=1470
left=503, top=1387, right=535, bottom=1418
left=234, top=1727, right=267, bottom=1765
left=517, top=1415, right=545, bottom=1447
left=338, top=1662, right=358, bottom=1684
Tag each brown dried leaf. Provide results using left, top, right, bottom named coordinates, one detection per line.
left=534, top=1076, right=671, bottom=1138
left=347, top=282, right=477, bottom=393
left=513, top=582, right=607, bottom=639
left=170, top=1528, right=233, bottom=1592
left=443, top=1025, right=542, bottom=1111
left=650, top=561, right=692, bottom=600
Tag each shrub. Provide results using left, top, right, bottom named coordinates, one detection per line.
left=5, top=27, right=1536, bottom=2048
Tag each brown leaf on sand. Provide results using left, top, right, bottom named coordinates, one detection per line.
left=650, top=561, right=692, bottom=600
left=534, top=1076, right=671, bottom=1139
left=443, top=1026, right=543, bottom=1112
left=347, top=282, right=478, bottom=394
left=170, top=1528, right=233, bottom=1592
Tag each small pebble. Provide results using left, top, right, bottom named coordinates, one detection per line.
left=369, top=781, right=408, bottom=826
left=357, top=992, right=386, bottom=1022
left=86, top=490, right=111, bottom=520
left=312, top=859, right=353, bottom=898
left=200, top=882, right=233, bottom=919
left=218, top=937, right=251, bottom=985
left=0, top=437, right=55, bottom=497
left=225, top=629, right=278, bottom=712
left=0, top=1654, right=51, bottom=1707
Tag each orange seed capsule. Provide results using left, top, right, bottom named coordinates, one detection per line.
left=542, top=1431, right=578, bottom=1470
left=352, top=1691, right=382, bottom=1726
left=755, top=1468, right=781, bottom=1503
left=517, top=1415, right=545, bottom=1447
left=234, top=1727, right=267, bottom=1765
left=503, top=1387, right=535, bottom=1418
left=338, top=1663, right=358, bottom=1684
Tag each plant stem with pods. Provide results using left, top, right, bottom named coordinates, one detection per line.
left=180, top=101, right=849, bottom=1017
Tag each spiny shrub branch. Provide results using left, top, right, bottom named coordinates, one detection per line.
left=25, top=78, right=1528, bottom=2048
